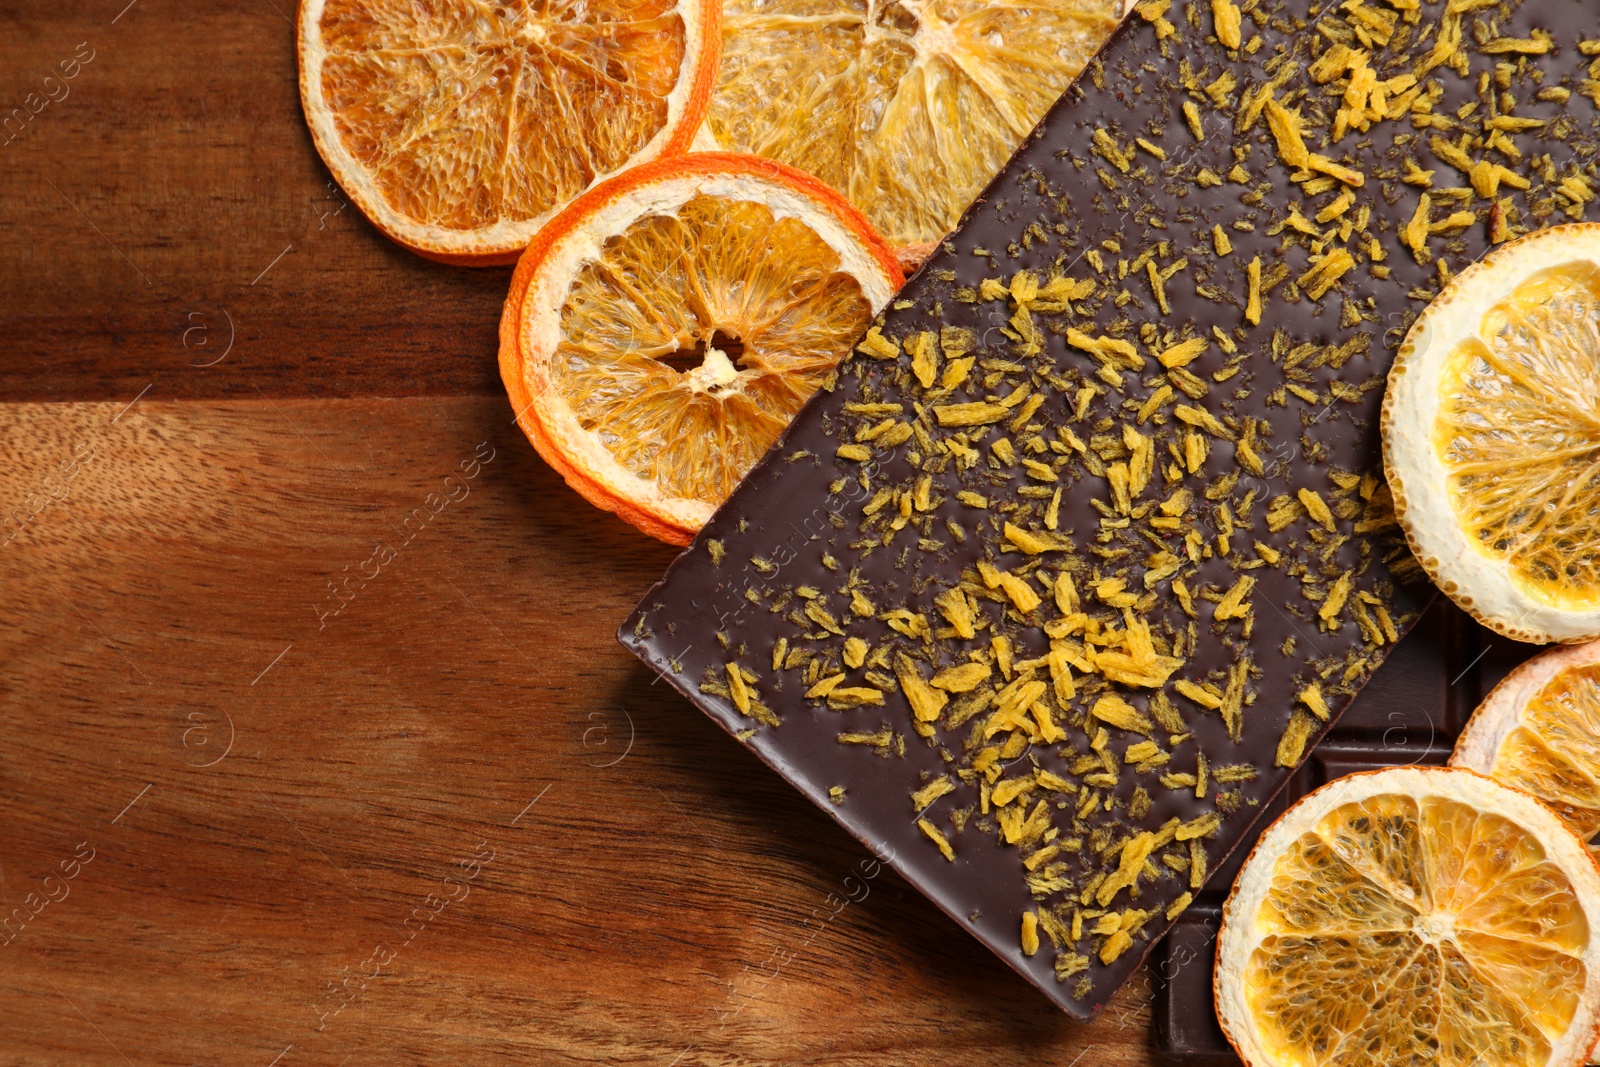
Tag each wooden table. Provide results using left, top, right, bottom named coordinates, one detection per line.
left=0, top=3, right=1165, bottom=1062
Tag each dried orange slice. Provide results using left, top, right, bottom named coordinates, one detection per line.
left=1383, top=223, right=1600, bottom=644
left=1454, top=640, right=1600, bottom=858
left=499, top=153, right=903, bottom=544
left=1216, top=767, right=1600, bottom=1067
left=298, top=0, right=720, bottom=265
left=701, top=0, right=1123, bottom=260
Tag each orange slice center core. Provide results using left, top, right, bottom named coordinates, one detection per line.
left=1248, top=792, right=1590, bottom=1066
left=548, top=194, right=872, bottom=504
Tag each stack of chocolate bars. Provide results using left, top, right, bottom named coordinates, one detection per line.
left=623, top=0, right=1599, bottom=1022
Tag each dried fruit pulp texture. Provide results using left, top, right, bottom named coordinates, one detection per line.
left=1248, top=793, right=1591, bottom=1067
left=706, top=0, right=1120, bottom=246
left=319, top=0, right=685, bottom=229
left=1495, top=664, right=1600, bottom=848
left=550, top=196, right=873, bottom=503
left=1437, top=262, right=1600, bottom=611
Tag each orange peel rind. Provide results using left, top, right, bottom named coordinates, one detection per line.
left=499, top=152, right=903, bottom=543
left=1382, top=223, right=1600, bottom=644
left=1216, top=766, right=1600, bottom=1067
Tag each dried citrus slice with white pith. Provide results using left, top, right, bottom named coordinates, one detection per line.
left=1383, top=223, right=1600, bottom=644
left=1454, top=639, right=1600, bottom=858
left=702, top=0, right=1124, bottom=260
left=1217, top=767, right=1600, bottom=1067
left=298, top=0, right=720, bottom=264
left=499, top=153, right=903, bottom=544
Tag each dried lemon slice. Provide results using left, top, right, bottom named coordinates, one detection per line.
left=1454, top=639, right=1600, bottom=858
left=1216, top=767, right=1600, bottom=1067
left=1382, top=223, right=1600, bottom=644
left=701, top=0, right=1124, bottom=259
left=499, top=153, right=903, bottom=544
left=299, top=0, right=721, bottom=264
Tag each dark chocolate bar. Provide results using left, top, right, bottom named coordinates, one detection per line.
left=622, top=0, right=1600, bottom=1019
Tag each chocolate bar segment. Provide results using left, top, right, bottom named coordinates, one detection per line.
left=623, top=0, right=1598, bottom=1018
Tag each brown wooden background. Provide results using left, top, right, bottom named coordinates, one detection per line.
left=0, top=2, right=1478, bottom=1064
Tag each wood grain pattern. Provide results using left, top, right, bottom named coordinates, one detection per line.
left=0, top=4, right=509, bottom=403
left=0, top=397, right=1164, bottom=1065
left=3, top=2, right=1179, bottom=1058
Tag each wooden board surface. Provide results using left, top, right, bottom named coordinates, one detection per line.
left=0, top=1, right=1170, bottom=1058
left=0, top=397, right=1164, bottom=1065
left=0, top=3, right=1468, bottom=1062
left=0, top=3, right=508, bottom=403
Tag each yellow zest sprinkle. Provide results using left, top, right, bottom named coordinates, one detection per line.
left=998, top=572, right=1042, bottom=614
left=1091, top=694, right=1154, bottom=734
left=1307, top=154, right=1365, bottom=187
left=1176, top=812, right=1221, bottom=841
left=726, top=663, right=752, bottom=714
left=1211, top=0, right=1241, bottom=49
left=1004, top=522, right=1055, bottom=554
left=1021, top=911, right=1040, bottom=956
left=1319, top=571, right=1353, bottom=623
left=1158, top=337, right=1208, bottom=368
left=1096, top=832, right=1157, bottom=906
left=1214, top=575, right=1256, bottom=621
left=1093, top=129, right=1131, bottom=173
left=1245, top=256, right=1263, bottom=325
left=1099, top=930, right=1135, bottom=965
left=932, top=661, right=991, bottom=692
left=1174, top=679, right=1223, bottom=711
left=906, top=330, right=939, bottom=389
left=1263, top=97, right=1310, bottom=169
left=1298, top=488, right=1335, bottom=529
left=827, top=687, right=885, bottom=709
left=956, top=490, right=988, bottom=509
left=918, top=818, right=956, bottom=861
left=1067, top=329, right=1145, bottom=370
left=911, top=776, right=955, bottom=811
left=934, top=403, right=1009, bottom=427
left=1299, top=249, right=1355, bottom=300
left=893, top=656, right=946, bottom=724
left=1147, top=261, right=1170, bottom=315
left=806, top=673, right=846, bottom=699
left=941, top=357, right=975, bottom=389
left=1298, top=681, right=1330, bottom=721
left=855, top=327, right=899, bottom=360
left=1175, top=404, right=1235, bottom=440
left=1275, top=711, right=1317, bottom=768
